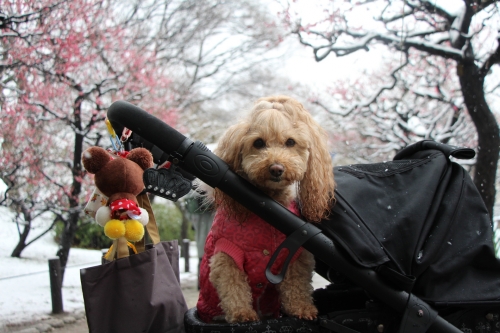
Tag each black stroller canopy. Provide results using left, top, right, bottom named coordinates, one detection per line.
left=320, top=140, right=500, bottom=304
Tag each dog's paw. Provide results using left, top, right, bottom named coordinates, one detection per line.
left=284, top=302, right=318, bottom=321
left=226, top=308, right=259, bottom=323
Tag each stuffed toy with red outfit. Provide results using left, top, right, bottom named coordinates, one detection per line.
left=82, top=146, right=153, bottom=242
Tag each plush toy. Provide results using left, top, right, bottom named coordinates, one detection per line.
left=82, top=146, right=153, bottom=242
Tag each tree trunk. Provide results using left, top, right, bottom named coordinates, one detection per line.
left=56, top=212, right=80, bottom=280
left=10, top=220, right=31, bottom=258
left=458, top=62, right=500, bottom=219
left=57, top=101, right=85, bottom=281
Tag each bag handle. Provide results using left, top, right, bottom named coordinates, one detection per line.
left=137, top=192, right=161, bottom=245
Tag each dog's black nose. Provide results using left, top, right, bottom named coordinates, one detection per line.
left=269, top=164, right=284, bottom=178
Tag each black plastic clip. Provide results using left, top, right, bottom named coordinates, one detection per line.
left=143, top=166, right=192, bottom=202
left=398, top=294, right=438, bottom=333
left=265, top=222, right=322, bottom=284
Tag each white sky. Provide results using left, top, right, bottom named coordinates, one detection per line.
left=279, top=39, right=375, bottom=87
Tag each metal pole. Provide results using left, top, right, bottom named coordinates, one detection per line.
left=48, top=258, right=64, bottom=314
left=183, top=239, right=190, bottom=273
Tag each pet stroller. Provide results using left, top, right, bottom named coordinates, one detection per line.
left=107, top=101, right=500, bottom=333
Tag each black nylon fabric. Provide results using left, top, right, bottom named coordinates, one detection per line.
left=318, top=140, right=500, bottom=303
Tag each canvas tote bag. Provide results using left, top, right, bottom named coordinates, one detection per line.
left=80, top=193, right=188, bottom=333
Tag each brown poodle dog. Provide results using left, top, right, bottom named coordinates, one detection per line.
left=196, top=95, right=335, bottom=323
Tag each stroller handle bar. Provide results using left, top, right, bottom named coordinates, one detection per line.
left=107, top=101, right=461, bottom=333
left=108, top=101, right=188, bottom=156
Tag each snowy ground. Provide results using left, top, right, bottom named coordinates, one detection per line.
left=0, top=206, right=330, bottom=331
left=0, top=206, right=200, bottom=330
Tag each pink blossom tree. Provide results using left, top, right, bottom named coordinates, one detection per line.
left=0, top=0, right=175, bottom=271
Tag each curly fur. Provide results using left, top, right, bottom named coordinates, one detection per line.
left=213, top=95, right=335, bottom=222
left=209, top=252, right=258, bottom=322
left=206, top=95, right=335, bottom=322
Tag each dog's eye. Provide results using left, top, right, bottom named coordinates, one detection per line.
left=285, top=138, right=295, bottom=147
left=253, top=138, right=265, bottom=149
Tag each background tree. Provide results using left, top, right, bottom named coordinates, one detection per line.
left=120, top=0, right=289, bottom=143
left=283, top=0, right=500, bottom=218
left=0, top=0, right=175, bottom=274
left=0, top=0, right=288, bottom=272
left=312, top=52, right=476, bottom=162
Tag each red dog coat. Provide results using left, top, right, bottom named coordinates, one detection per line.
left=196, top=202, right=303, bottom=322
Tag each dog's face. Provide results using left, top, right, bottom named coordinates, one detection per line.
left=239, top=109, right=310, bottom=191
left=214, top=95, right=334, bottom=222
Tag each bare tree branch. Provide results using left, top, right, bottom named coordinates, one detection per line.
left=312, top=53, right=409, bottom=116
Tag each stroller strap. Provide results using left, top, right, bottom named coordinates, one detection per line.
left=265, top=222, right=322, bottom=284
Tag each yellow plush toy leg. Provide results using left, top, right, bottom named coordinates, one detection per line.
left=124, top=220, right=145, bottom=242
left=104, top=220, right=126, bottom=240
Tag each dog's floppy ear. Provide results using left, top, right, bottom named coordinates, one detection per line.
left=214, top=122, right=249, bottom=172
left=212, top=122, right=250, bottom=218
left=299, top=120, right=335, bottom=222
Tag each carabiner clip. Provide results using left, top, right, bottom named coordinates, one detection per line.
left=105, top=118, right=123, bottom=152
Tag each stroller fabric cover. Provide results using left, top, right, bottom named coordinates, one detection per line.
left=319, top=140, right=500, bottom=304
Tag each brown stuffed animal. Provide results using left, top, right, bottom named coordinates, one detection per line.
left=82, top=146, right=153, bottom=242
